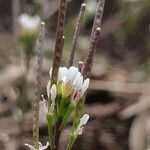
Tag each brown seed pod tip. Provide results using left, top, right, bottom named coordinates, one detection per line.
left=96, top=27, right=101, bottom=32
left=79, top=61, right=83, bottom=65
left=81, top=3, right=86, bottom=8
left=41, top=21, right=45, bottom=26
left=78, top=61, right=83, bottom=71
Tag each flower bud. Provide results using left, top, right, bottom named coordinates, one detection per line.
left=50, top=84, right=57, bottom=102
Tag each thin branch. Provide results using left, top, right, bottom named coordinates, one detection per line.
left=51, top=0, right=67, bottom=86
left=33, top=22, right=45, bottom=149
left=68, top=3, right=86, bottom=67
left=82, top=28, right=101, bottom=77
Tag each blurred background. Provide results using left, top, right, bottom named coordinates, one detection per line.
left=0, top=0, right=150, bottom=150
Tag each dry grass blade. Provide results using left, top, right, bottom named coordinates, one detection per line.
left=68, top=3, right=86, bottom=67
left=51, top=0, right=67, bottom=85
left=33, top=22, right=45, bottom=149
left=82, top=28, right=101, bottom=77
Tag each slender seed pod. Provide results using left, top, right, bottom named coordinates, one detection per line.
left=68, top=3, right=86, bottom=67
left=82, top=27, right=101, bottom=77
left=90, top=0, right=105, bottom=43
left=51, top=0, right=67, bottom=86
left=82, top=0, right=105, bottom=78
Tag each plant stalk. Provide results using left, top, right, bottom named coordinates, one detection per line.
left=33, top=22, right=45, bottom=149
left=51, top=0, right=67, bottom=87
left=53, top=120, right=61, bottom=150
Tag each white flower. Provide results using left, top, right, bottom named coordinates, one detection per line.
left=59, top=67, right=78, bottom=97
left=71, top=75, right=90, bottom=102
left=25, top=141, right=49, bottom=150
left=18, top=13, right=41, bottom=34
left=48, top=66, right=90, bottom=100
left=73, top=114, right=89, bottom=136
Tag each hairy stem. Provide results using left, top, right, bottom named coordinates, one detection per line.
left=51, top=0, right=67, bottom=87
left=90, top=0, right=105, bottom=43
left=33, top=22, right=45, bottom=149
left=82, top=28, right=101, bottom=78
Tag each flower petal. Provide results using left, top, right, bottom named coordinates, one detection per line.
left=67, top=67, right=78, bottom=83
left=78, top=114, right=89, bottom=128
left=73, top=91, right=83, bottom=103
left=74, top=73, right=83, bottom=92
left=49, top=67, right=52, bottom=78
left=25, top=143, right=35, bottom=150
left=58, top=67, right=68, bottom=81
left=40, top=142, right=49, bottom=150
left=82, top=78, right=90, bottom=93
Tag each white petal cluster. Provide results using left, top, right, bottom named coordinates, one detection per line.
left=25, top=141, right=49, bottom=150
left=18, top=13, right=41, bottom=34
left=49, top=66, right=90, bottom=102
left=73, top=114, right=89, bottom=136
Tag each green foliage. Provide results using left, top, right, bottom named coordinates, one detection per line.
left=16, top=76, right=31, bottom=113
left=18, top=34, right=37, bottom=56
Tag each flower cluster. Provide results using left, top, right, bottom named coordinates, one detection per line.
left=38, top=66, right=90, bottom=150
left=48, top=66, right=89, bottom=104
left=40, top=66, right=89, bottom=124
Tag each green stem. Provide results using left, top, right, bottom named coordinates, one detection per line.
left=66, top=97, right=86, bottom=150
left=47, top=114, right=54, bottom=150
left=60, top=103, right=74, bottom=130
left=66, top=134, right=77, bottom=150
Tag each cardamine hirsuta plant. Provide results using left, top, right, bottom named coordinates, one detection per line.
left=25, top=0, right=105, bottom=150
